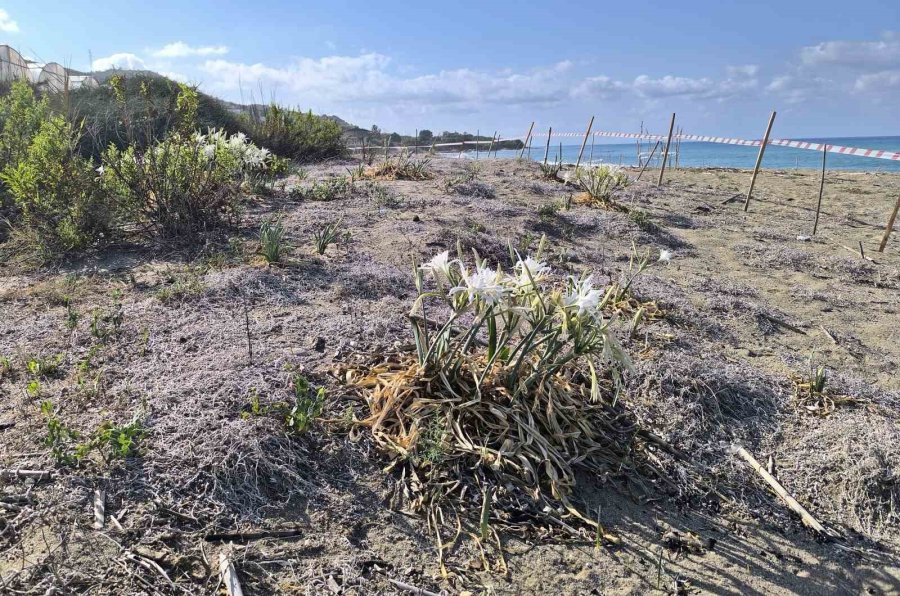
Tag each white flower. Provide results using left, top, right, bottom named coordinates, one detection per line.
left=450, top=264, right=508, bottom=305
left=203, top=144, right=216, bottom=159
left=421, top=251, right=453, bottom=287
left=658, top=249, right=673, bottom=263
left=514, top=256, right=551, bottom=287
left=96, top=165, right=104, bottom=175
left=562, top=275, right=603, bottom=316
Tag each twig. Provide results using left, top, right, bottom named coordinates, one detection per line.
left=219, top=553, right=244, bottom=596
left=730, top=445, right=833, bottom=538
left=0, top=469, right=55, bottom=482
left=758, top=312, right=806, bottom=335
left=387, top=579, right=441, bottom=596
left=819, top=325, right=838, bottom=345
left=204, top=528, right=305, bottom=543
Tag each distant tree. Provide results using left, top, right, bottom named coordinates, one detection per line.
left=389, top=132, right=401, bottom=145
left=371, top=125, right=380, bottom=134
left=419, top=129, right=433, bottom=143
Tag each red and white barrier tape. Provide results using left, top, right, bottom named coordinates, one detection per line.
left=527, top=130, right=900, bottom=161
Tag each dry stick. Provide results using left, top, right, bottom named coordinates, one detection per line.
left=518, top=121, right=535, bottom=159
left=219, top=553, right=244, bottom=596
left=387, top=579, right=441, bottom=596
left=730, top=445, right=831, bottom=537
left=458, top=140, right=464, bottom=159
left=858, top=241, right=865, bottom=259
left=487, top=130, right=497, bottom=158
left=636, top=141, right=661, bottom=182
left=476, top=129, right=480, bottom=160
left=242, top=293, right=253, bottom=364
left=543, top=126, right=552, bottom=166
left=0, top=469, right=54, bottom=482
left=812, top=144, right=827, bottom=235
left=743, top=110, right=777, bottom=211
left=657, top=113, right=676, bottom=186
left=93, top=489, right=106, bottom=530
left=574, top=115, right=595, bottom=172
left=878, top=195, right=900, bottom=252
left=383, top=137, right=388, bottom=165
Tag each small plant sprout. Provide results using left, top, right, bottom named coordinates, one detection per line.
left=285, top=375, right=325, bottom=434
left=313, top=221, right=342, bottom=255
left=259, top=219, right=287, bottom=264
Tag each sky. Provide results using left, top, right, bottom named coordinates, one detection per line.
left=2, top=1, right=899, bottom=140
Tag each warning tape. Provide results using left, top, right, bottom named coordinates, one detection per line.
left=528, top=130, right=900, bottom=162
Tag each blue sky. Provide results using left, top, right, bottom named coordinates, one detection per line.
left=2, top=1, right=899, bottom=139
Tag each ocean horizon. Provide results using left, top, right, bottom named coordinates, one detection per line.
left=458, top=135, right=900, bottom=172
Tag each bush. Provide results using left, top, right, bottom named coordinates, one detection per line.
left=1, top=115, right=110, bottom=258
left=243, top=104, right=346, bottom=163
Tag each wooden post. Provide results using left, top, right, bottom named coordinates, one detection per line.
left=487, top=130, right=497, bottom=159
left=414, top=129, right=418, bottom=156
left=543, top=127, right=552, bottom=166
left=812, top=144, right=827, bottom=235
left=657, top=113, right=676, bottom=187
left=878, top=195, right=900, bottom=252
left=743, top=110, right=777, bottom=211
left=458, top=140, right=465, bottom=159
left=383, top=137, right=388, bottom=165
left=589, top=132, right=595, bottom=166
left=361, top=137, right=366, bottom=163
left=636, top=140, right=661, bottom=181
left=518, top=122, right=535, bottom=159
left=475, top=129, right=480, bottom=160
left=574, top=116, right=595, bottom=172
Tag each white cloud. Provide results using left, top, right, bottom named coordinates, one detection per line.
left=152, top=42, right=229, bottom=58
left=631, top=67, right=757, bottom=100
left=200, top=54, right=574, bottom=106
left=571, top=76, right=627, bottom=99
left=800, top=33, right=900, bottom=69
left=854, top=70, right=900, bottom=93
left=0, top=9, right=19, bottom=32
left=92, top=53, right=146, bottom=71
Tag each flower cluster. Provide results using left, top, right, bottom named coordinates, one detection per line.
left=412, top=249, right=630, bottom=401
left=195, top=129, right=272, bottom=173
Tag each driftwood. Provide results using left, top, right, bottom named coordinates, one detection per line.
left=387, top=579, right=441, bottom=596
left=0, top=469, right=55, bottom=482
left=730, top=445, right=832, bottom=537
left=219, top=553, right=244, bottom=596
left=93, top=489, right=106, bottom=530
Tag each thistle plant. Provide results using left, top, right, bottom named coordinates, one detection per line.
left=539, top=158, right=563, bottom=180
left=259, top=220, right=286, bottom=264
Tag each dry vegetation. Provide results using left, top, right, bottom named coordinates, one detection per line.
left=1, top=157, right=900, bottom=595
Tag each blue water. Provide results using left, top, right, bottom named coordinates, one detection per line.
left=466, top=136, right=900, bottom=172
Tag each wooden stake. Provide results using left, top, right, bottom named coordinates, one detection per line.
left=878, top=195, right=900, bottom=252
left=414, top=129, right=418, bottom=156
left=657, top=113, right=676, bottom=187
left=743, top=110, right=777, bottom=211
left=812, top=144, right=827, bottom=235
left=383, top=137, right=388, bottom=165
left=487, top=130, right=497, bottom=158
left=518, top=122, right=535, bottom=159
left=636, top=141, right=661, bottom=181
left=589, top=131, right=595, bottom=166
left=476, top=129, right=480, bottom=160
left=858, top=241, right=865, bottom=259
left=574, top=116, right=595, bottom=171
left=730, top=445, right=831, bottom=537
left=219, top=553, right=244, bottom=596
left=543, top=127, right=552, bottom=165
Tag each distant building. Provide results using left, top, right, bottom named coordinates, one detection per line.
left=0, top=45, right=99, bottom=92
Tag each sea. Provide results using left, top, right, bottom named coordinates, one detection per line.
left=460, top=136, right=900, bottom=172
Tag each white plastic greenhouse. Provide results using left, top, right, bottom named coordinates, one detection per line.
left=0, top=45, right=98, bottom=92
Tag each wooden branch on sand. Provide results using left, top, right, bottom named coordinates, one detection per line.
left=0, top=469, right=55, bottom=482
left=219, top=553, right=244, bottom=596
left=730, top=445, right=833, bottom=538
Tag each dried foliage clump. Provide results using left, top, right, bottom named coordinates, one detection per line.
left=348, top=240, right=669, bottom=569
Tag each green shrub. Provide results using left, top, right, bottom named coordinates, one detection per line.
left=0, top=81, right=50, bottom=170
left=259, top=219, right=286, bottom=264
left=243, top=104, right=346, bottom=163
left=1, top=115, right=111, bottom=258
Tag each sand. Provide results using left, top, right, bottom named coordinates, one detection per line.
left=1, top=157, right=899, bottom=594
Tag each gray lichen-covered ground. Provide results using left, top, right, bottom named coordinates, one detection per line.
left=1, top=158, right=899, bottom=594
